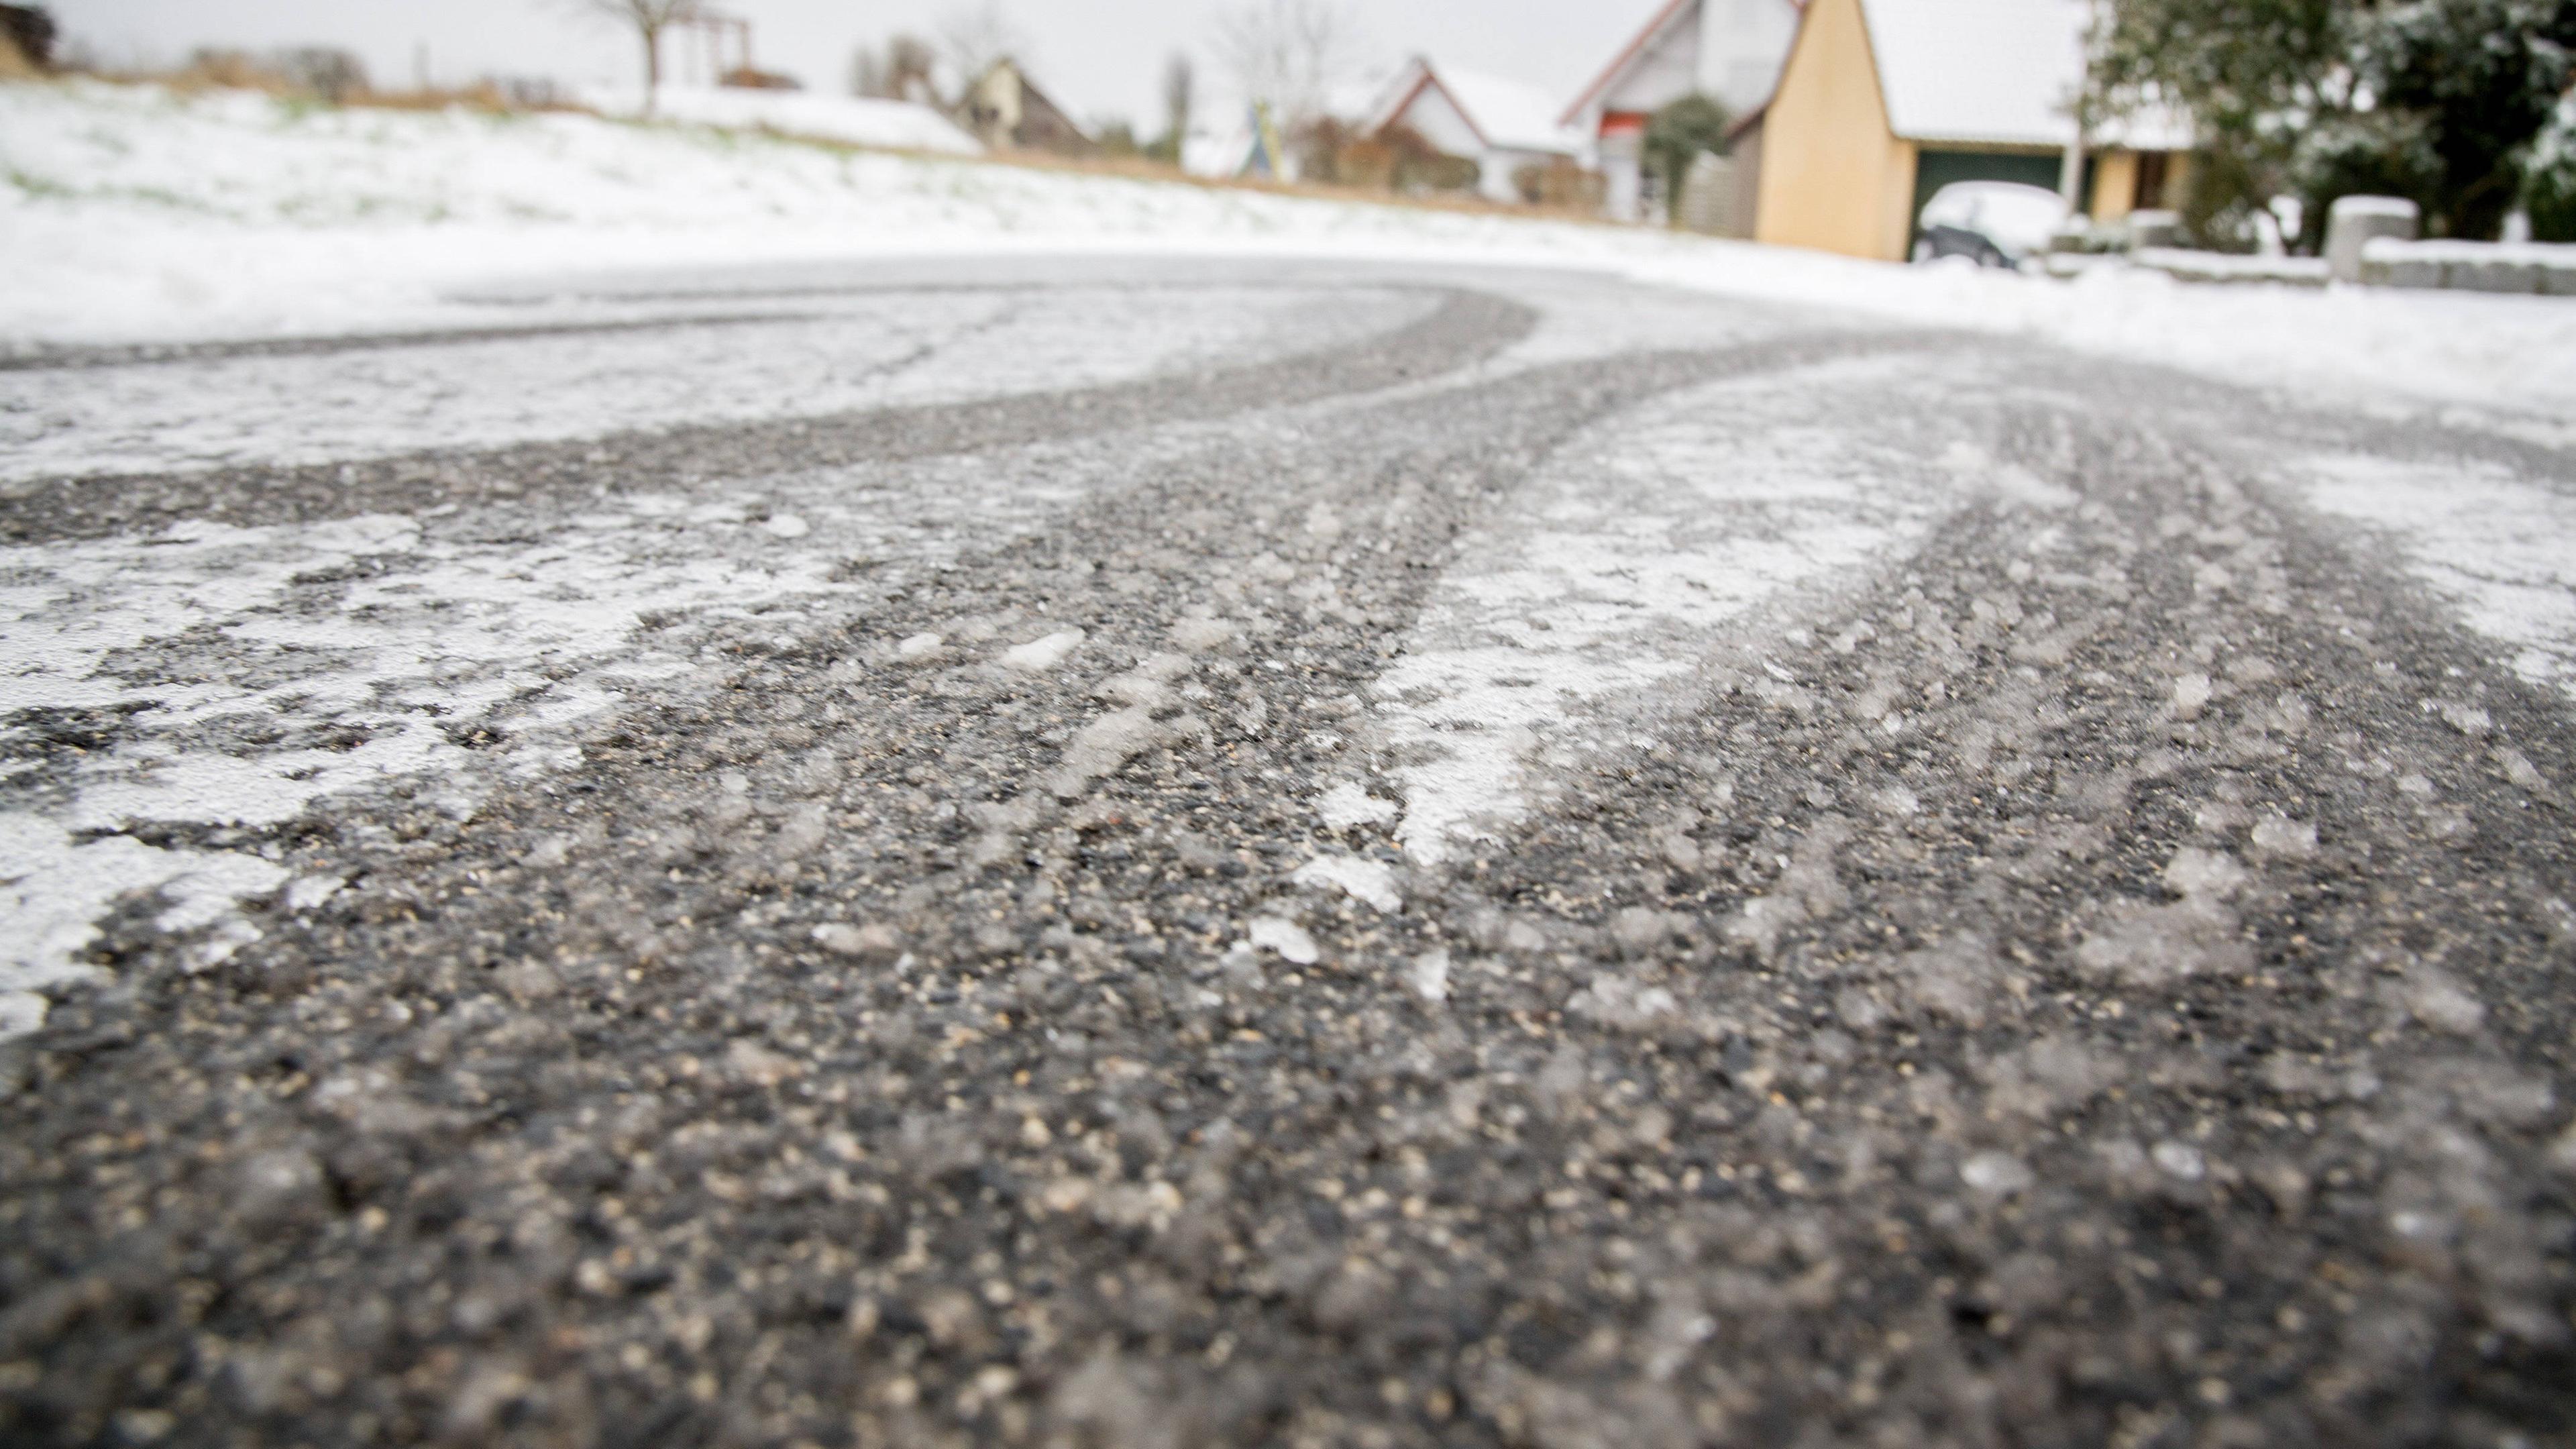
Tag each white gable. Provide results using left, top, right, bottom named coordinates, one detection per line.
left=1601, top=3, right=1703, bottom=116
left=1857, top=0, right=2190, bottom=150
left=1567, top=0, right=1803, bottom=124
left=1393, top=77, right=1486, bottom=156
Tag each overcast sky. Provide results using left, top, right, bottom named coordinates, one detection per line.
left=50, top=0, right=1669, bottom=130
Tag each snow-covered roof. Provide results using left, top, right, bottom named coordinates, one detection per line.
left=1438, top=66, right=1585, bottom=154
left=1856, top=0, right=2190, bottom=150
left=1368, top=58, right=1584, bottom=157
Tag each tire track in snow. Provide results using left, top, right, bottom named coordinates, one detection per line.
left=0, top=284, right=1434, bottom=485
left=1373, top=354, right=2072, bottom=867
left=0, top=283, right=1532, bottom=545
left=0, top=423, right=1226, bottom=1037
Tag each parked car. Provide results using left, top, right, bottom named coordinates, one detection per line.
left=1913, top=180, right=2069, bottom=269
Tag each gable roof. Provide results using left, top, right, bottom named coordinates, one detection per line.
left=975, top=57, right=1096, bottom=144
left=1558, top=0, right=1812, bottom=127
left=1856, top=0, right=2191, bottom=149
left=1374, top=57, right=1585, bottom=155
left=1558, top=0, right=1699, bottom=126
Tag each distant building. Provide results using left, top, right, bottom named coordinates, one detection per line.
left=959, top=59, right=1097, bottom=157
left=1362, top=57, right=1589, bottom=205
left=1559, top=0, right=1806, bottom=221
left=1742, top=0, right=2192, bottom=260
left=0, top=4, right=54, bottom=75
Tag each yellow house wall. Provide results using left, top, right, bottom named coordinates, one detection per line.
left=1752, top=0, right=1917, bottom=262
left=2090, top=151, right=2139, bottom=223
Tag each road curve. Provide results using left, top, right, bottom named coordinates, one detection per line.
left=3, top=257, right=2573, bottom=1447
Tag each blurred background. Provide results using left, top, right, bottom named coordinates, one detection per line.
left=13, top=0, right=2574, bottom=252
left=4, top=0, right=2571, bottom=362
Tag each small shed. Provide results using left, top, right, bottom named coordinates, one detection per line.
left=959, top=58, right=1097, bottom=157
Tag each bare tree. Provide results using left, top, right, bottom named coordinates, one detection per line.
left=1161, top=52, right=1194, bottom=144
left=937, top=0, right=1026, bottom=89
left=275, top=47, right=372, bottom=103
left=1212, top=0, right=1352, bottom=128
left=561, top=0, right=703, bottom=108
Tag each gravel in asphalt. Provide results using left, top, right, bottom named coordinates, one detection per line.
left=2, top=259, right=2573, bottom=1448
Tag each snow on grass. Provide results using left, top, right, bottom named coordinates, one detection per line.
left=584, top=85, right=979, bottom=154
left=2298, top=453, right=2576, bottom=701
left=5, top=79, right=2575, bottom=419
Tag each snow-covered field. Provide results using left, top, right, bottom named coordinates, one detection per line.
left=581, top=84, right=981, bottom=155
left=6, top=78, right=2576, bottom=421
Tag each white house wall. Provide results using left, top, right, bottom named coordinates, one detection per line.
left=1393, top=85, right=1486, bottom=160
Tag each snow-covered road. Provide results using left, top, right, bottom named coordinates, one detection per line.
left=4, top=257, right=2575, bottom=1447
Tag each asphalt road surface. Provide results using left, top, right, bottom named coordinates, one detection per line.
left=4, top=257, right=2575, bottom=1448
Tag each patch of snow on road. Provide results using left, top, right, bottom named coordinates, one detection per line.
left=0, top=815, right=290, bottom=1039
left=1377, top=359, right=1979, bottom=865
left=1293, top=854, right=1402, bottom=912
left=1315, top=782, right=1400, bottom=832
left=1002, top=630, right=1087, bottom=672
left=1248, top=916, right=1320, bottom=964
left=2299, top=454, right=2576, bottom=700
left=0, top=439, right=1121, bottom=1037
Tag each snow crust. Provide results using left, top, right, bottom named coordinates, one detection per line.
left=3, top=81, right=2573, bottom=421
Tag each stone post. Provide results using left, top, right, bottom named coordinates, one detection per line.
left=2326, top=196, right=2419, bottom=284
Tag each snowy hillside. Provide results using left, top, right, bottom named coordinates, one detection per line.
left=3, top=78, right=2574, bottom=420
left=581, top=85, right=981, bottom=154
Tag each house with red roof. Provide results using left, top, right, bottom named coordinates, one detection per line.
left=1558, top=0, right=1807, bottom=221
